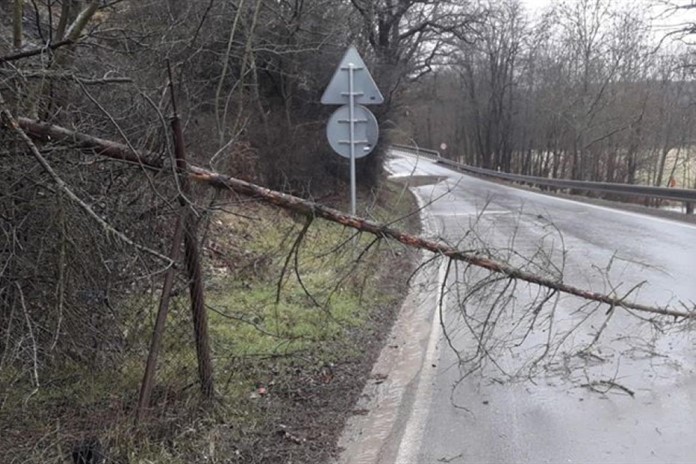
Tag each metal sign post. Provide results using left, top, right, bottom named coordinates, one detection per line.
left=348, top=63, right=357, bottom=214
left=322, top=46, right=383, bottom=215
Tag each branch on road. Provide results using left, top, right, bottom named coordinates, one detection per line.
left=581, top=379, right=636, bottom=397
left=10, top=116, right=696, bottom=320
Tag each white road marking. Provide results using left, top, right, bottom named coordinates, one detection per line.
left=518, top=186, right=696, bottom=231
left=394, top=191, right=446, bottom=464
left=393, top=153, right=696, bottom=232
left=433, top=211, right=510, bottom=217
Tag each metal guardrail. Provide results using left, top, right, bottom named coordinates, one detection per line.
left=438, top=159, right=696, bottom=203
left=390, top=144, right=441, bottom=160
left=390, top=144, right=696, bottom=205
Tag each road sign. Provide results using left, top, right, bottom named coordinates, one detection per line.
left=321, top=46, right=384, bottom=105
left=321, top=46, right=383, bottom=216
left=326, top=104, right=379, bottom=159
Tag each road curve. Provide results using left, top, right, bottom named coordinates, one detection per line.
left=336, top=152, right=696, bottom=464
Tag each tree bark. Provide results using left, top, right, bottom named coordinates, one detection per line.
left=55, top=0, right=79, bottom=41
left=0, top=39, right=74, bottom=64
left=9, top=117, right=695, bottom=320
left=168, top=66, right=214, bottom=399
left=65, top=0, right=100, bottom=42
left=13, top=0, right=23, bottom=49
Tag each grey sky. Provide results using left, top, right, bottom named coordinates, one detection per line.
left=519, top=0, right=696, bottom=37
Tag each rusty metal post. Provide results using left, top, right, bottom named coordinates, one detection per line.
left=167, top=62, right=214, bottom=398
left=136, top=214, right=184, bottom=422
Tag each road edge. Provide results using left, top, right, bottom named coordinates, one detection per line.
left=332, top=181, right=443, bottom=464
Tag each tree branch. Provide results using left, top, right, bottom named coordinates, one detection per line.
left=10, top=117, right=696, bottom=320
left=0, top=39, right=74, bottom=64
left=1, top=107, right=171, bottom=264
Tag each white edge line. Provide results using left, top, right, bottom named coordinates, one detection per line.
left=399, top=153, right=696, bottom=232
left=394, top=190, right=446, bottom=464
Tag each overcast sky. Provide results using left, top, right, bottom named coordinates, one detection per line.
left=519, top=0, right=551, bottom=12
left=519, top=0, right=696, bottom=40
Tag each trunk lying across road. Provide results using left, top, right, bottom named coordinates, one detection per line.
left=10, top=117, right=696, bottom=320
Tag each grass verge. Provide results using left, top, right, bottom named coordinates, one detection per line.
left=0, top=179, right=420, bottom=463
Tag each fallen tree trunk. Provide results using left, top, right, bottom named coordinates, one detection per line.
left=10, top=117, right=696, bottom=320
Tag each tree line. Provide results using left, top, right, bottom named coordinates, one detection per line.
left=401, top=0, right=696, bottom=189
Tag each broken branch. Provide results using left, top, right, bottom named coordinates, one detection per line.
left=10, top=117, right=696, bottom=320
left=1, top=105, right=171, bottom=263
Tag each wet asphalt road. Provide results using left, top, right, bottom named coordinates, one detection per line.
left=386, top=152, right=696, bottom=464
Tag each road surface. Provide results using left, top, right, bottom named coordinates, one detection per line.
left=336, top=152, right=696, bottom=464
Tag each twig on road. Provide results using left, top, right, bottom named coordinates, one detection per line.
left=581, top=380, right=636, bottom=397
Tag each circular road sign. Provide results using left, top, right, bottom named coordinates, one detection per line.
left=326, top=104, right=379, bottom=159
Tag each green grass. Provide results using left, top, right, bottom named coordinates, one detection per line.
left=206, top=215, right=382, bottom=381
left=0, top=179, right=420, bottom=463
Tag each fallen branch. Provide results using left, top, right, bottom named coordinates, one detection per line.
left=1, top=105, right=171, bottom=264
left=10, top=117, right=696, bottom=320
left=18, top=117, right=163, bottom=168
